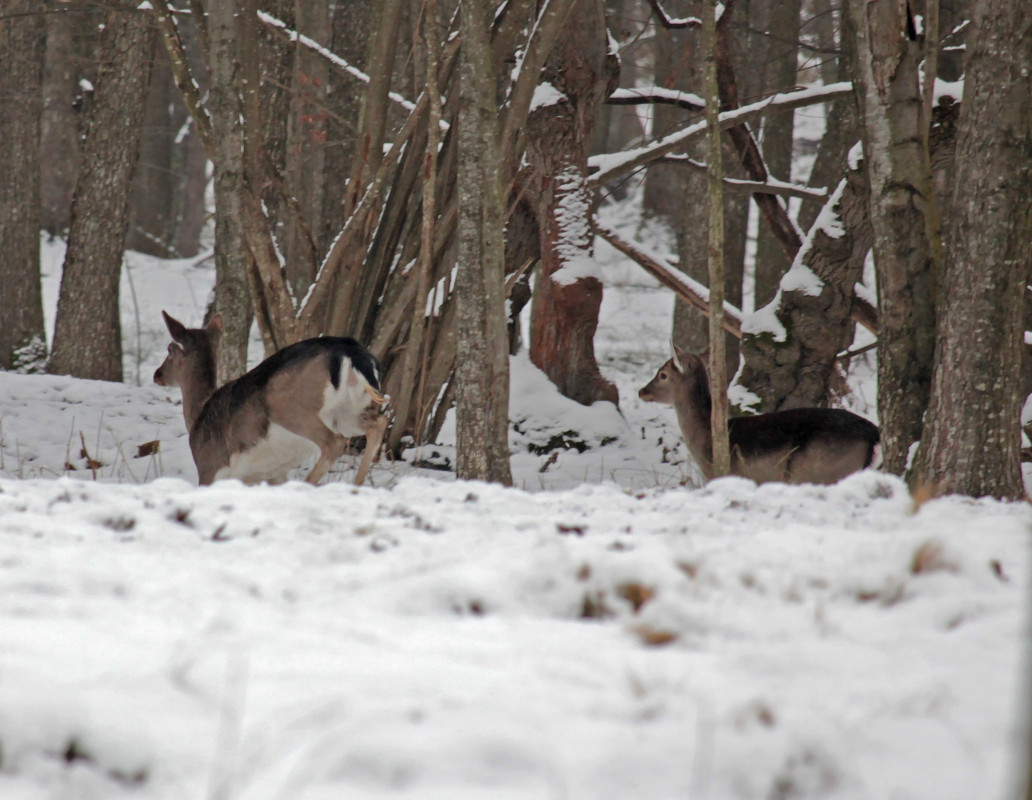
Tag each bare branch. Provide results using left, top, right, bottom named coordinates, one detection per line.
left=660, top=155, right=829, bottom=200
left=589, top=81, right=853, bottom=188
left=607, top=86, right=704, bottom=112
left=592, top=219, right=743, bottom=338
left=150, top=0, right=214, bottom=157
left=645, top=0, right=701, bottom=29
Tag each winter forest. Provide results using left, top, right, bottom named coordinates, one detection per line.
left=0, top=0, right=1031, bottom=798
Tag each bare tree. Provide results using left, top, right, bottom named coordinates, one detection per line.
left=454, top=0, right=513, bottom=484
left=0, top=0, right=48, bottom=372
left=846, top=0, right=938, bottom=475
left=911, top=0, right=1031, bottom=499
left=50, top=1, right=154, bottom=382
left=702, top=0, right=730, bottom=475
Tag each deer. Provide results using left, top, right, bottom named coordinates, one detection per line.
left=639, top=344, right=880, bottom=485
left=154, top=311, right=388, bottom=486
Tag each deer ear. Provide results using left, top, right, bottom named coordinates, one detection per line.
left=206, top=313, right=224, bottom=337
left=671, top=342, right=692, bottom=374
left=162, top=310, right=188, bottom=342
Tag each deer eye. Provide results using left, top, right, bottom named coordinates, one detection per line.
left=659, top=371, right=668, bottom=380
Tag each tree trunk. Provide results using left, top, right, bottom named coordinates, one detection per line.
left=847, top=0, right=938, bottom=475
left=207, top=0, right=254, bottom=382
left=799, top=2, right=860, bottom=232
left=911, top=0, right=1031, bottom=500
left=0, top=0, right=48, bottom=372
left=751, top=0, right=801, bottom=309
left=527, top=0, right=619, bottom=407
left=126, top=45, right=181, bottom=257
left=39, top=2, right=92, bottom=237
left=735, top=157, right=872, bottom=411
left=703, top=0, right=730, bottom=476
left=50, top=2, right=154, bottom=382
left=454, top=0, right=513, bottom=485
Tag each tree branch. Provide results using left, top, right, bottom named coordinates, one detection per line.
left=592, top=219, right=743, bottom=338
left=645, top=0, right=701, bottom=29
left=607, top=86, right=704, bottom=112
left=588, top=81, right=853, bottom=188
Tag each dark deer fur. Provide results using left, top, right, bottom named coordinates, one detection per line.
left=639, top=345, right=879, bottom=484
left=154, top=311, right=387, bottom=486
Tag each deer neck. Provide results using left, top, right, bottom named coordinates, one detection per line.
left=673, top=381, right=716, bottom=480
left=180, top=360, right=216, bottom=433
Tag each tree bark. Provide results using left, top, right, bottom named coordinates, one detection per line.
left=911, top=0, right=1031, bottom=500
left=126, top=44, right=181, bottom=258
left=454, top=0, right=513, bottom=485
left=207, top=0, right=255, bottom=382
left=847, top=0, right=938, bottom=475
left=703, top=0, right=730, bottom=476
left=527, top=0, right=619, bottom=408
left=799, top=2, right=860, bottom=233
left=39, top=2, right=92, bottom=237
left=0, top=0, right=48, bottom=372
left=50, top=2, right=154, bottom=382
left=735, top=155, right=872, bottom=412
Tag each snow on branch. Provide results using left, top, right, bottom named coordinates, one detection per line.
left=607, top=87, right=705, bottom=112
left=589, top=81, right=853, bottom=189
left=257, top=10, right=417, bottom=114
left=592, top=219, right=742, bottom=338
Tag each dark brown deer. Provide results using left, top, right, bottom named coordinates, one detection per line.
left=154, top=311, right=387, bottom=486
left=639, top=345, right=879, bottom=484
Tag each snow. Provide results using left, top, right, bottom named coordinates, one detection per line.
left=528, top=82, right=567, bottom=113
left=4, top=163, right=1031, bottom=800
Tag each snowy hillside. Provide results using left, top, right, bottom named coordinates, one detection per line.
left=0, top=234, right=1028, bottom=799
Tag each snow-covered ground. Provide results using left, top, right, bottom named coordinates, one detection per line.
left=0, top=222, right=1029, bottom=799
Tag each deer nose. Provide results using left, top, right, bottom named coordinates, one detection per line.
left=639, top=388, right=651, bottom=401
left=154, top=367, right=166, bottom=386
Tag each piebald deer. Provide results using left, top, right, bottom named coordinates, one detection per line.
left=154, top=311, right=388, bottom=486
left=639, top=345, right=879, bottom=485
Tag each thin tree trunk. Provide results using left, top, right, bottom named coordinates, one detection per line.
left=911, top=0, right=1031, bottom=500
left=703, top=0, right=730, bottom=476
left=50, top=2, right=154, bottom=382
left=207, top=0, right=254, bottom=381
left=0, top=0, right=47, bottom=372
left=847, top=0, right=938, bottom=475
left=454, top=0, right=512, bottom=485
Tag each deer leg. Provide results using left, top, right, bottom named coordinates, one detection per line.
left=354, top=409, right=387, bottom=486
left=304, top=429, right=349, bottom=485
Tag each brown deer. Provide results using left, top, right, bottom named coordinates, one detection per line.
left=154, top=311, right=387, bottom=486
left=639, top=345, right=879, bottom=484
